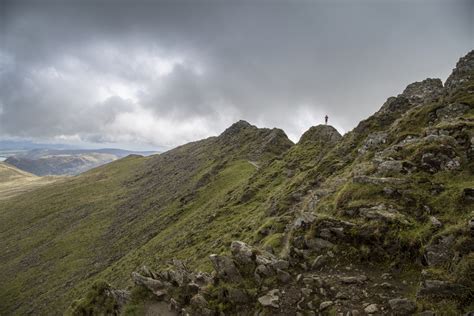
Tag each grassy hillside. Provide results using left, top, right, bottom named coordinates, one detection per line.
left=0, top=123, right=292, bottom=315
left=0, top=162, right=61, bottom=200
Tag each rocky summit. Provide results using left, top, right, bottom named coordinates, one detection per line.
left=0, top=51, right=473, bottom=316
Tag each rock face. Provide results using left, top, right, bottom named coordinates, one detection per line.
left=209, top=254, right=242, bottom=282
left=445, top=50, right=474, bottom=94
left=401, top=78, right=444, bottom=105
left=298, top=125, right=342, bottom=145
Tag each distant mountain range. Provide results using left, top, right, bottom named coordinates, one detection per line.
left=4, top=148, right=158, bottom=176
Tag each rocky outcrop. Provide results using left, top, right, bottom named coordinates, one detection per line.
left=401, top=78, right=444, bottom=106
left=358, top=204, right=408, bottom=224
left=358, top=132, right=388, bottom=154
left=128, top=241, right=291, bottom=315
left=298, top=125, right=342, bottom=145
left=445, top=50, right=474, bottom=94
left=435, top=103, right=471, bottom=121
left=217, top=120, right=294, bottom=161
left=209, top=254, right=242, bottom=282
left=423, top=235, right=455, bottom=267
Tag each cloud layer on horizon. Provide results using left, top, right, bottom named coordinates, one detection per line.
left=0, top=0, right=472, bottom=150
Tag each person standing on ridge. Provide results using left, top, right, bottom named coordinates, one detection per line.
left=325, top=115, right=328, bottom=125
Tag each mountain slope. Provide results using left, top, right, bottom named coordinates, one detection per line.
left=0, top=51, right=472, bottom=316
left=70, top=51, right=473, bottom=315
left=0, top=124, right=292, bottom=315
left=0, top=162, right=61, bottom=200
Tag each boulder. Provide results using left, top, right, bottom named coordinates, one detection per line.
left=271, top=259, right=289, bottom=270
left=230, top=241, right=255, bottom=265
left=209, top=254, right=242, bottom=282
left=293, top=212, right=316, bottom=229
left=421, top=152, right=461, bottom=173
left=319, top=301, right=334, bottom=311
left=424, top=235, right=455, bottom=267
left=376, top=160, right=405, bottom=175
left=340, top=275, right=367, bottom=284
left=190, top=293, right=209, bottom=309
left=276, top=269, right=291, bottom=283
left=389, top=298, right=416, bottom=314
left=312, top=217, right=355, bottom=242
left=358, top=204, right=408, bottom=224
left=301, top=288, right=312, bottom=297
left=131, top=272, right=166, bottom=297
left=255, top=264, right=273, bottom=278
left=167, top=261, right=191, bottom=287
left=109, top=289, right=130, bottom=308
left=364, top=304, right=379, bottom=314
left=417, top=279, right=466, bottom=298
left=228, top=288, right=250, bottom=303
left=429, top=216, right=442, bottom=228
left=358, top=132, right=388, bottom=154
left=194, top=272, right=213, bottom=288
left=311, top=255, right=327, bottom=270
left=305, top=237, right=334, bottom=251
left=258, top=289, right=280, bottom=308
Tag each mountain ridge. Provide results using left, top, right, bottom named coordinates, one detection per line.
left=0, top=50, right=472, bottom=315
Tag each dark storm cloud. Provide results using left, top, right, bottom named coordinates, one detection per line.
left=0, top=0, right=472, bottom=148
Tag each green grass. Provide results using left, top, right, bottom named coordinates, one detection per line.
left=0, top=155, right=147, bottom=315
left=0, top=123, right=293, bottom=315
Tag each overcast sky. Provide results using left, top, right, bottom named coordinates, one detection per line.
left=0, top=0, right=472, bottom=150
